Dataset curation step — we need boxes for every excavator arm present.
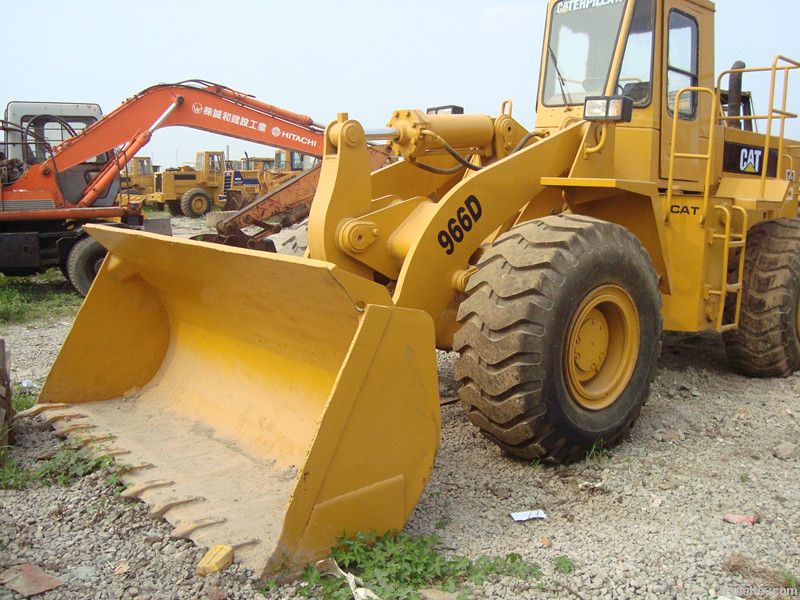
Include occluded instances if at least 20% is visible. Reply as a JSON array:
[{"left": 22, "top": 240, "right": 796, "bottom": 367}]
[{"left": 2, "top": 80, "right": 324, "bottom": 218}]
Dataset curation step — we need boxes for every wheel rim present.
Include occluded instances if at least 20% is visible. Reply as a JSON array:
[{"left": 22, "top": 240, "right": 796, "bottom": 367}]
[
  {"left": 564, "top": 285, "right": 640, "bottom": 410},
  {"left": 191, "top": 195, "right": 208, "bottom": 214}
]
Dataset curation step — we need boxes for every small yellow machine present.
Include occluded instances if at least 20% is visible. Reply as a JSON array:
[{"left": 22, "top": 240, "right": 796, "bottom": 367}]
[
  {"left": 118, "top": 156, "right": 155, "bottom": 196},
  {"left": 148, "top": 151, "right": 225, "bottom": 217},
  {"left": 30, "top": 0, "right": 800, "bottom": 578},
  {"left": 221, "top": 150, "right": 316, "bottom": 210}
]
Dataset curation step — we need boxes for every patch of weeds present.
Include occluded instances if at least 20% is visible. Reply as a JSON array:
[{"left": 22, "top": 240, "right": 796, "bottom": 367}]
[
  {"left": 0, "top": 449, "right": 28, "bottom": 490},
  {"left": 12, "top": 383, "right": 37, "bottom": 412},
  {"left": 584, "top": 439, "right": 611, "bottom": 462},
  {"left": 32, "top": 441, "right": 113, "bottom": 486},
  {"left": 739, "top": 473, "right": 751, "bottom": 484},
  {"left": 782, "top": 571, "right": 798, "bottom": 589},
  {"left": 553, "top": 555, "right": 574, "bottom": 574},
  {"left": 142, "top": 206, "right": 170, "bottom": 218},
  {"left": 299, "top": 532, "right": 541, "bottom": 599},
  {"left": 529, "top": 458, "right": 541, "bottom": 469},
  {"left": 105, "top": 471, "right": 125, "bottom": 495},
  {"left": 257, "top": 579, "right": 279, "bottom": 595},
  {"left": 725, "top": 553, "right": 796, "bottom": 591},
  {"left": 434, "top": 499, "right": 452, "bottom": 530},
  {"left": 0, "top": 271, "right": 81, "bottom": 324}
]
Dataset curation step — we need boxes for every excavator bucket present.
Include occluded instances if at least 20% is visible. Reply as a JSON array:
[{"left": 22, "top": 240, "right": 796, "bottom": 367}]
[{"left": 34, "top": 224, "right": 440, "bottom": 577}]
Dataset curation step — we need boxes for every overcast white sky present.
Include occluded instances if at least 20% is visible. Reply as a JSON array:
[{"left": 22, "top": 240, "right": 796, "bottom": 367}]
[{"left": 3, "top": 0, "right": 798, "bottom": 167}]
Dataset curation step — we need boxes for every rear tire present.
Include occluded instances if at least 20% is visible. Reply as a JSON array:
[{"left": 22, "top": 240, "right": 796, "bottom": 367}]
[
  {"left": 723, "top": 218, "right": 800, "bottom": 377},
  {"left": 453, "top": 215, "right": 662, "bottom": 463},
  {"left": 180, "top": 188, "right": 212, "bottom": 218},
  {"left": 66, "top": 236, "right": 106, "bottom": 296}
]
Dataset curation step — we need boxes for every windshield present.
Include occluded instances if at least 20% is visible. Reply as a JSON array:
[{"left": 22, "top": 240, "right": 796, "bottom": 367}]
[{"left": 542, "top": 0, "right": 628, "bottom": 106}]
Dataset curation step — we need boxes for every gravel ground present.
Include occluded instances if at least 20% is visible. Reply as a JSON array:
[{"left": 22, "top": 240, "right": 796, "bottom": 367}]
[{"left": 1, "top": 217, "right": 798, "bottom": 599}]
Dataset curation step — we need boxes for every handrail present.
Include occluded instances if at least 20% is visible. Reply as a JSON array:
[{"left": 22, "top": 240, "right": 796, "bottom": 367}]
[
  {"left": 716, "top": 55, "right": 800, "bottom": 197},
  {"left": 665, "top": 86, "right": 717, "bottom": 224}
]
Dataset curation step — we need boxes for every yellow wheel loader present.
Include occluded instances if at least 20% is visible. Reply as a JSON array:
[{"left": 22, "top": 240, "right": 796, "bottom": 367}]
[
  {"left": 148, "top": 151, "right": 225, "bottom": 217},
  {"left": 25, "top": 0, "right": 800, "bottom": 579}
]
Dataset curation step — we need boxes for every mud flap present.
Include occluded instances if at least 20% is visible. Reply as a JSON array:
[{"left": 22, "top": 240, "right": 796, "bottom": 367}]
[{"left": 36, "top": 225, "right": 440, "bottom": 577}]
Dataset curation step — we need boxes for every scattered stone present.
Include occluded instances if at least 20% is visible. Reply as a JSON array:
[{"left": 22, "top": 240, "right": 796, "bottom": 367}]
[
  {"left": 723, "top": 514, "right": 760, "bottom": 526},
  {"left": 772, "top": 442, "right": 799, "bottom": 461},
  {"left": 0, "top": 563, "right": 64, "bottom": 597}
]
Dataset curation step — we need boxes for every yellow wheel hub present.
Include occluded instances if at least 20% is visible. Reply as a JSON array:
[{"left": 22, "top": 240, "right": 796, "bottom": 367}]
[
  {"left": 564, "top": 285, "right": 640, "bottom": 410},
  {"left": 192, "top": 196, "right": 207, "bottom": 213}
]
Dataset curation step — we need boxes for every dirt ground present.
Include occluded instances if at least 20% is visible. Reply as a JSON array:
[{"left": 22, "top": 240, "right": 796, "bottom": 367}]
[{"left": 0, "top": 221, "right": 798, "bottom": 598}]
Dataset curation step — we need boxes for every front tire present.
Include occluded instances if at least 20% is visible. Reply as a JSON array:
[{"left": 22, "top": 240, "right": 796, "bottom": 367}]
[
  {"left": 66, "top": 236, "right": 106, "bottom": 296},
  {"left": 453, "top": 215, "right": 662, "bottom": 463},
  {"left": 180, "top": 188, "right": 212, "bottom": 218},
  {"left": 723, "top": 218, "right": 800, "bottom": 377}
]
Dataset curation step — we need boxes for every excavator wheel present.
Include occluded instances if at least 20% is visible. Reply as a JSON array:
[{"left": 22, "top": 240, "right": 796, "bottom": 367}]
[
  {"left": 723, "top": 218, "right": 800, "bottom": 377},
  {"left": 454, "top": 215, "right": 662, "bottom": 463},
  {"left": 180, "top": 188, "right": 212, "bottom": 218},
  {"left": 66, "top": 236, "right": 107, "bottom": 296}
]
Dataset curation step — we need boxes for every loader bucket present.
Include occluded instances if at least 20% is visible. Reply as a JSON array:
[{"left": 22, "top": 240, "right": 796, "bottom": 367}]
[{"left": 36, "top": 224, "right": 440, "bottom": 577}]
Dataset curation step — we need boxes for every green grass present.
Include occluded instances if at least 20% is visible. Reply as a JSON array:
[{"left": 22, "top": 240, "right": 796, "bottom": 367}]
[
  {"left": 142, "top": 206, "right": 170, "bottom": 218},
  {"left": 0, "top": 271, "right": 81, "bottom": 324},
  {"left": 585, "top": 439, "right": 611, "bottom": 462},
  {"left": 782, "top": 571, "right": 799, "bottom": 589},
  {"left": 0, "top": 449, "right": 27, "bottom": 490},
  {"left": 0, "top": 439, "right": 113, "bottom": 490},
  {"left": 553, "top": 555, "right": 574, "bottom": 574},
  {"left": 293, "top": 531, "right": 541, "bottom": 599},
  {"left": 12, "top": 383, "right": 37, "bottom": 412}
]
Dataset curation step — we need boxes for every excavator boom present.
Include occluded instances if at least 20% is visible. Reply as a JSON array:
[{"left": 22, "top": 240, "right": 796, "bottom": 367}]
[{"left": 2, "top": 80, "right": 324, "bottom": 218}]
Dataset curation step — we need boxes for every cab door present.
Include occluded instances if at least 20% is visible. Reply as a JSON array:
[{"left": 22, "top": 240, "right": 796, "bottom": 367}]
[
  {"left": 205, "top": 152, "right": 223, "bottom": 186},
  {"left": 659, "top": 2, "right": 702, "bottom": 183}
]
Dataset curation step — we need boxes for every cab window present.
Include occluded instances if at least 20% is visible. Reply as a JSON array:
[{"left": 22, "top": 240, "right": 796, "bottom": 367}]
[
  {"left": 667, "top": 10, "right": 699, "bottom": 119},
  {"left": 291, "top": 152, "right": 303, "bottom": 170},
  {"left": 618, "top": 0, "right": 655, "bottom": 107},
  {"left": 20, "top": 115, "right": 98, "bottom": 164},
  {"left": 542, "top": 0, "right": 628, "bottom": 106}
]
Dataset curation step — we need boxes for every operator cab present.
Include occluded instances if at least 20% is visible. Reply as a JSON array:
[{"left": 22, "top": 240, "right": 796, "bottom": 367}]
[
  {"left": 537, "top": 0, "right": 728, "bottom": 187},
  {"left": 2, "top": 102, "right": 119, "bottom": 205}
]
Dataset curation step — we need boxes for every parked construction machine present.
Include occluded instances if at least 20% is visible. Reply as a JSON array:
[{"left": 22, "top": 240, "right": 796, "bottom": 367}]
[
  {"left": 27, "top": 0, "right": 799, "bottom": 580},
  {"left": 0, "top": 101, "right": 150, "bottom": 295},
  {"left": 119, "top": 156, "right": 156, "bottom": 196},
  {"left": 220, "top": 149, "right": 317, "bottom": 210},
  {"left": 2, "top": 81, "right": 329, "bottom": 292},
  {"left": 149, "top": 151, "right": 226, "bottom": 217}
]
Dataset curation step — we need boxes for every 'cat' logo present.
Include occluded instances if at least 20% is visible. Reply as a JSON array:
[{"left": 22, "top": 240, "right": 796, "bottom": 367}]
[{"left": 740, "top": 148, "right": 763, "bottom": 174}]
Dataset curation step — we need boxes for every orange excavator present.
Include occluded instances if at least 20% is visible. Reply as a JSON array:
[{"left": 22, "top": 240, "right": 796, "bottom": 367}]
[{"left": 1, "top": 80, "right": 365, "bottom": 292}]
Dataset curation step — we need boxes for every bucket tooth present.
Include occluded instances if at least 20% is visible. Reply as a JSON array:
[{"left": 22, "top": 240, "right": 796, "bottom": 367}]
[
  {"left": 231, "top": 538, "right": 260, "bottom": 550},
  {"left": 196, "top": 545, "right": 234, "bottom": 577},
  {"left": 53, "top": 423, "right": 95, "bottom": 437},
  {"left": 15, "top": 403, "right": 70, "bottom": 419},
  {"left": 121, "top": 479, "right": 174, "bottom": 499},
  {"left": 117, "top": 462, "right": 155, "bottom": 474},
  {"left": 102, "top": 449, "right": 132, "bottom": 457},
  {"left": 77, "top": 434, "right": 116, "bottom": 447},
  {"left": 171, "top": 517, "right": 227, "bottom": 539},
  {"left": 34, "top": 412, "right": 86, "bottom": 430},
  {"left": 150, "top": 496, "right": 205, "bottom": 517}
]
